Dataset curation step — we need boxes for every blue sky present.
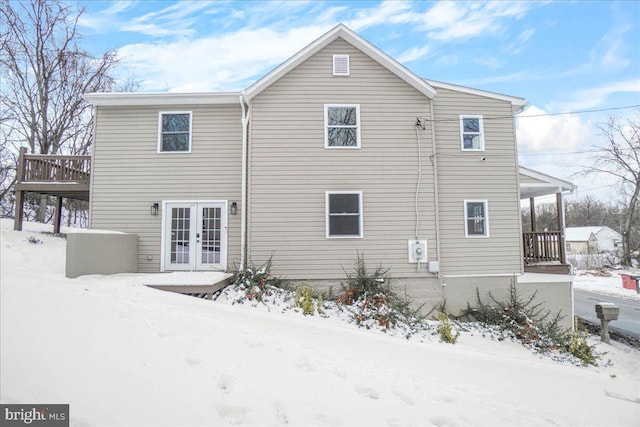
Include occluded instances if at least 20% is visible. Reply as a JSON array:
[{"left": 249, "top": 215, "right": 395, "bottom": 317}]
[{"left": 75, "top": 0, "right": 640, "bottom": 202}]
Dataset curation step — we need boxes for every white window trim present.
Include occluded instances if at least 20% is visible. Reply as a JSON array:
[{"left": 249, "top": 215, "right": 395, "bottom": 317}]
[
  {"left": 324, "top": 104, "right": 361, "bottom": 149},
  {"left": 158, "top": 111, "right": 192, "bottom": 153},
  {"left": 464, "top": 199, "right": 490, "bottom": 238},
  {"left": 333, "top": 54, "right": 350, "bottom": 76},
  {"left": 459, "top": 115, "right": 485, "bottom": 152},
  {"left": 325, "top": 191, "right": 363, "bottom": 239}
]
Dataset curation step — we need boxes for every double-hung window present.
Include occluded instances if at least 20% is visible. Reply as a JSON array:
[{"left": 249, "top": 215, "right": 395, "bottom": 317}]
[
  {"left": 325, "top": 104, "right": 360, "bottom": 148},
  {"left": 464, "top": 200, "right": 489, "bottom": 237},
  {"left": 159, "top": 111, "right": 192, "bottom": 153},
  {"left": 460, "top": 115, "right": 484, "bottom": 151},
  {"left": 326, "top": 191, "right": 363, "bottom": 238}
]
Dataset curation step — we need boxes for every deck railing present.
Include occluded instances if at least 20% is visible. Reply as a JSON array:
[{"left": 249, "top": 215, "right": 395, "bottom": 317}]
[
  {"left": 17, "top": 149, "right": 91, "bottom": 184},
  {"left": 523, "top": 231, "right": 566, "bottom": 264}
]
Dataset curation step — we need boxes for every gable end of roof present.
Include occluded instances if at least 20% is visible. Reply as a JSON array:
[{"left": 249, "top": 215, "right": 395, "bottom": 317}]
[{"left": 242, "top": 24, "right": 437, "bottom": 101}]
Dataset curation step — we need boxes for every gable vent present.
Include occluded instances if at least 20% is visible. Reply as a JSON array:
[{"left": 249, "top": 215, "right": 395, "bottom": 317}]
[{"left": 333, "top": 54, "right": 350, "bottom": 76}]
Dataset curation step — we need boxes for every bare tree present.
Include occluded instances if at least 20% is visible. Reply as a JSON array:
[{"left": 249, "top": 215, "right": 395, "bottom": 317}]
[
  {"left": 521, "top": 203, "right": 559, "bottom": 232},
  {"left": 566, "top": 195, "right": 609, "bottom": 227},
  {"left": 0, "top": 0, "right": 118, "bottom": 221},
  {"left": 582, "top": 113, "right": 640, "bottom": 266}
]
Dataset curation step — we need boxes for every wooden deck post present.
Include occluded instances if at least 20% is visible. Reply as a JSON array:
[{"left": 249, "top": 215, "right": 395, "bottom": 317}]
[
  {"left": 53, "top": 196, "right": 63, "bottom": 234},
  {"left": 556, "top": 191, "right": 566, "bottom": 264},
  {"left": 529, "top": 197, "right": 536, "bottom": 232},
  {"left": 13, "top": 147, "right": 27, "bottom": 231},
  {"left": 14, "top": 190, "right": 25, "bottom": 231}
]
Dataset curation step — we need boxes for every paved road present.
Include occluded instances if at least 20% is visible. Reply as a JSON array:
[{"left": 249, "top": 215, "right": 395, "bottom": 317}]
[{"left": 574, "top": 289, "right": 640, "bottom": 339}]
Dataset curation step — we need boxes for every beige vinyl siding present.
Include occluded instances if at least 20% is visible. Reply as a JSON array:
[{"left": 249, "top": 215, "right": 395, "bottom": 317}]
[
  {"left": 90, "top": 104, "right": 242, "bottom": 272},
  {"left": 433, "top": 88, "right": 522, "bottom": 275},
  {"left": 249, "top": 38, "right": 435, "bottom": 280}
]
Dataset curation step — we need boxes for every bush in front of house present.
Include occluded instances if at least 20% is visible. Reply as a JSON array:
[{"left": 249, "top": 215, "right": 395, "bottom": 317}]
[
  {"left": 436, "top": 312, "right": 459, "bottom": 344},
  {"left": 230, "top": 257, "right": 286, "bottom": 303},
  {"left": 294, "top": 284, "right": 324, "bottom": 316},
  {"left": 458, "top": 281, "right": 599, "bottom": 366},
  {"left": 336, "top": 253, "right": 426, "bottom": 335}
]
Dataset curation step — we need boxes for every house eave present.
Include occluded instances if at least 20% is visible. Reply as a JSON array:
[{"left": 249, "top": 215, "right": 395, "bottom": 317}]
[
  {"left": 243, "top": 24, "right": 437, "bottom": 101},
  {"left": 83, "top": 92, "right": 242, "bottom": 106},
  {"left": 519, "top": 166, "right": 576, "bottom": 199},
  {"left": 425, "top": 79, "right": 526, "bottom": 111}
]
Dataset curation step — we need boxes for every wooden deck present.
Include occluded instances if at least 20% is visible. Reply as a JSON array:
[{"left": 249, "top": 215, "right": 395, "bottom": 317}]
[
  {"left": 14, "top": 147, "right": 91, "bottom": 233},
  {"left": 146, "top": 275, "right": 234, "bottom": 300},
  {"left": 523, "top": 231, "right": 572, "bottom": 274}
]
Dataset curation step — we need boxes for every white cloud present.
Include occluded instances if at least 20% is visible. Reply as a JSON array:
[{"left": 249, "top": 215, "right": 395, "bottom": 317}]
[
  {"left": 515, "top": 105, "right": 617, "bottom": 200},
  {"left": 396, "top": 46, "right": 430, "bottom": 63},
  {"left": 517, "top": 105, "right": 594, "bottom": 154},
  {"left": 503, "top": 28, "right": 536, "bottom": 55},
  {"left": 561, "top": 78, "right": 640, "bottom": 111},
  {"left": 118, "top": 25, "right": 332, "bottom": 91},
  {"left": 419, "top": 2, "right": 532, "bottom": 41},
  {"left": 472, "top": 56, "right": 503, "bottom": 69},
  {"left": 588, "top": 22, "right": 631, "bottom": 73},
  {"left": 518, "top": 28, "right": 535, "bottom": 43},
  {"left": 80, "top": 1, "right": 216, "bottom": 37},
  {"left": 102, "top": 1, "right": 136, "bottom": 15},
  {"left": 346, "top": 1, "right": 415, "bottom": 30},
  {"left": 434, "top": 54, "right": 459, "bottom": 66}
]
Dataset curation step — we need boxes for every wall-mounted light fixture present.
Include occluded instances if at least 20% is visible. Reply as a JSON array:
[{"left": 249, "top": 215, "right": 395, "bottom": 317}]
[
  {"left": 151, "top": 202, "right": 159, "bottom": 216},
  {"left": 230, "top": 202, "right": 237, "bottom": 215}
]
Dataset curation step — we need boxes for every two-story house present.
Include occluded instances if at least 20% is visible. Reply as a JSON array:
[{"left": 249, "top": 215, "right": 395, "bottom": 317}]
[{"left": 79, "top": 24, "right": 575, "bottom": 325}]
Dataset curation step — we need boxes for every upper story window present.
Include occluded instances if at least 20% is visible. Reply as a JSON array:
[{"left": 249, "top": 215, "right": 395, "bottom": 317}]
[
  {"left": 325, "top": 104, "right": 361, "bottom": 149},
  {"left": 326, "top": 191, "right": 363, "bottom": 238},
  {"left": 159, "top": 112, "right": 192, "bottom": 153},
  {"left": 464, "top": 200, "right": 489, "bottom": 238},
  {"left": 460, "top": 115, "right": 484, "bottom": 151},
  {"left": 333, "top": 54, "right": 350, "bottom": 76}
]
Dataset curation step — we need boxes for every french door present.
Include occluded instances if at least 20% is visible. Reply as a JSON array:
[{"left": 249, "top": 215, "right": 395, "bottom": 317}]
[{"left": 163, "top": 201, "right": 227, "bottom": 271}]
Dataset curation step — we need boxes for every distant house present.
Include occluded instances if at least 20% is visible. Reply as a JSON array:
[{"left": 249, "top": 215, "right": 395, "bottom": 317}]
[
  {"left": 15, "top": 24, "right": 577, "bottom": 327},
  {"left": 565, "top": 226, "right": 623, "bottom": 254}
]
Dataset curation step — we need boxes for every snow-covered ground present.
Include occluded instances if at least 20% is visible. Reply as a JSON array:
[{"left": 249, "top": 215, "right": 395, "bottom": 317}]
[
  {"left": 574, "top": 270, "right": 640, "bottom": 301},
  {"left": 1, "top": 219, "right": 639, "bottom": 426}
]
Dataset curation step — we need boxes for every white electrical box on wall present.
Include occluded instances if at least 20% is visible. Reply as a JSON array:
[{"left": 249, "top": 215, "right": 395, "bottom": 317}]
[
  {"left": 428, "top": 260, "right": 439, "bottom": 273},
  {"left": 408, "top": 240, "right": 427, "bottom": 263}
]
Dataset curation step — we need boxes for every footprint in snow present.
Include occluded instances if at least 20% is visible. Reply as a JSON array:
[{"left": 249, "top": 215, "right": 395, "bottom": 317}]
[
  {"left": 185, "top": 357, "right": 204, "bottom": 367},
  {"left": 216, "top": 374, "right": 235, "bottom": 393},
  {"left": 355, "top": 385, "right": 380, "bottom": 400},
  {"left": 392, "top": 389, "right": 415, "bottom": 406},
  {"left": 272, "top": 402, "right": 289, "bottom": 425},
  {"left": 215, "top": 404, "right": 247, "bottom": 425}
]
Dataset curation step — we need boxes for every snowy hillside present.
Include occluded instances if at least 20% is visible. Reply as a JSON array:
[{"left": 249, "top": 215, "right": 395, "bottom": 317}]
[{"left": 1, "top": 219, "right": 639, "bottom": 426}]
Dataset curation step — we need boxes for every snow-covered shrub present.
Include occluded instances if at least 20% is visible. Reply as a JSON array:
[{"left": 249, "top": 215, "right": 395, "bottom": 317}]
[
  {"left": 436, "top": 312, "right": 458, "bottom": 344},
  {"left": 230, "top": 257, "right": 285, "bottom": 303},
  {"left": 337, "top": 254, "right": 425, "bottom": 334},
  {"left": 294, "top": 285, "right": 324, "bottom": 316},
  {"left": 459, "top": 281, "right": 599, "bottom": 366}
]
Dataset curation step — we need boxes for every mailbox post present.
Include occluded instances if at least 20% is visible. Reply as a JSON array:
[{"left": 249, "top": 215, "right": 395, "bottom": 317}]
[{"left": 595, "top": 303, "right": 620, "bottom": 344}]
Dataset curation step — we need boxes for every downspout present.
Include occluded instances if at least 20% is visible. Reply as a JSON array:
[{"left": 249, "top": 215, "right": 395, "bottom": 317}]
[
  {"left": 429, "top": 99, "right": 441, "bottom": 279},
  {"left": 239, "top": 95, "right": 251, "bottom": 269},
  {"left": 88, "top": 105, "right": 97, "bottom": 229}
]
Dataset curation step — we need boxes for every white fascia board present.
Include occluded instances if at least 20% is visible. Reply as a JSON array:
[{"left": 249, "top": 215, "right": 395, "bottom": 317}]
[
  {"left": 519, "top": 166, "right": 576, "bottom": 193},
  {"left": 425, "top": 79, "right": 526, "bottom": 109},
  {"left": 243, "top": 24, "right": 437, "bottom": 101},
  {"left": 83, "top": 92, "right": 241, "bottom": 106}
]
